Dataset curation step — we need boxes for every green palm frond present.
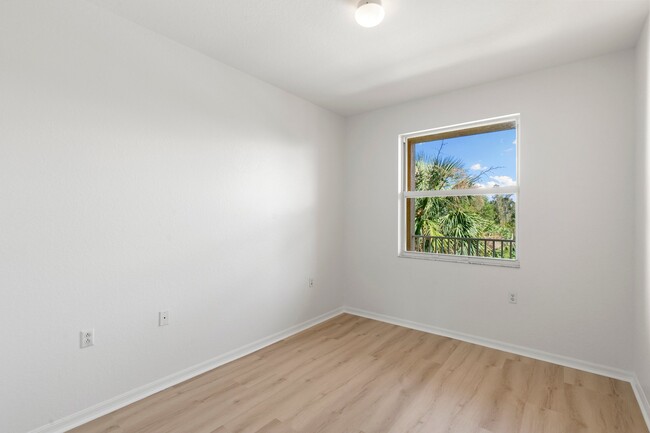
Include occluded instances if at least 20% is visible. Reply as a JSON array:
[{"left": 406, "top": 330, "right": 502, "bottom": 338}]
[{"left": 413, "top": 152, "right": 515, "bottom": 243}]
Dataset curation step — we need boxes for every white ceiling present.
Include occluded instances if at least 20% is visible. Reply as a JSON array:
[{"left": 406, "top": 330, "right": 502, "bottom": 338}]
[{"left": 89, "top": 0, "right": 648, "bottom": 116}]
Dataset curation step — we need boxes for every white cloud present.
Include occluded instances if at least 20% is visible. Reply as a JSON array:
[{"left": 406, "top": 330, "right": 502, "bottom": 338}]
[
  {"left": 476, "top": 175, "right": 516, "bottom": 188},
  {"left": 491, "top": 175, "right": 516, "bottom": 186},
  {"left": 470, "top": 163, "right": 485, "bottom": 171}
]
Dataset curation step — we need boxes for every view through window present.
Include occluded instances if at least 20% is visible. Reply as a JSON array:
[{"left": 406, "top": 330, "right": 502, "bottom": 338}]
[{"left": 401, "top": 117, "right": 519, "bottom": 263}]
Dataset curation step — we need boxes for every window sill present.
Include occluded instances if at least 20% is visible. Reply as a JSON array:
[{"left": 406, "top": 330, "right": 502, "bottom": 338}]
[{"left": 398, "top": 251, "right": 520, "bottom": 268}]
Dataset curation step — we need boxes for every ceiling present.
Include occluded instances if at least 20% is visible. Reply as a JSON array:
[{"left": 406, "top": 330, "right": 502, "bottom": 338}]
[{"left": 89, "top": 0, "right": 648, "bottom": 116}]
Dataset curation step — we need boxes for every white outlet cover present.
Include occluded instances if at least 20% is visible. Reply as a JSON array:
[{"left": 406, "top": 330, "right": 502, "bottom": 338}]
[
  {"left": 80, "top": 329, "right": 94, "bottom": 348},
  {"left": 159, "top": 311, "right": 169, "bottom": 326}
]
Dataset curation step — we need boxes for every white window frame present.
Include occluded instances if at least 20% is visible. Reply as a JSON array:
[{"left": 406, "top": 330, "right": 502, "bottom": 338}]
[{"left": 397, "top": 114, "right": 520, "bottom": 268}]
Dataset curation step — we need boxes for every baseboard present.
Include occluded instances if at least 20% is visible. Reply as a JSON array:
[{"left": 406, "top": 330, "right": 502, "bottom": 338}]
[
  {"left": 632, "top": 374, "right": 650, "bottom": 429},
  {"left": 29, "top": 307, "right": 344, "bottom": 433},
  {"left": 28, "top": 305, "right": 650, "bottom": 433},
  {"left": 343, "top": 306, "right": 633, "bottom": 381},
  {"left": 343, "top": 306, "right": 650, "bottom": 430}
]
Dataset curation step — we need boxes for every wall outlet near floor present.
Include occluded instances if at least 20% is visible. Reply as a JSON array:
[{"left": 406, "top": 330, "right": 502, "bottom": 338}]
[
  {"left": 508, "top": 292, "right": 518, "bottom": 304},
  {"left": 159, "top": 311, "right": 169, "bottom": 326},
  {"left": 308, "top": 277, "right": 314, "bottom": 288},
  {"left": 80, "top": 329, "right": 94, "bottom": 348}
]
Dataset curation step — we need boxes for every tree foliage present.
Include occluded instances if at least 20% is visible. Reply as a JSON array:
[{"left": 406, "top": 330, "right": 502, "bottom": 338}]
[{"left": 413, "top": 145, "right": 516, "bottom": 249}]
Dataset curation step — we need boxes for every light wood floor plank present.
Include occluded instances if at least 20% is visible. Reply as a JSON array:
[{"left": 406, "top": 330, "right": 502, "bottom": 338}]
[{"left": 68, "top": 314, "right": 649, "bottom": 433}]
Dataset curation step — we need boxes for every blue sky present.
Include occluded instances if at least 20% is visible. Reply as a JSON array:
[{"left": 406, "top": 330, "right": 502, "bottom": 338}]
[{"left": 415, "top": 129, "right": 517, "bottom": 188}]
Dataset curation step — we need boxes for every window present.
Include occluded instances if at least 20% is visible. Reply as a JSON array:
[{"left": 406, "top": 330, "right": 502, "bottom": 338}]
[{"left": 399, "top": 115, "right": 519, "bottom": 267}]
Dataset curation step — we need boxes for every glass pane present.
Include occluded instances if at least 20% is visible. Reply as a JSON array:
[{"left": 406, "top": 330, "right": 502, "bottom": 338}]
[
  {"left": 410, "top": 127, "right": 516, "bottom": 191},
  {"left": 406, "top": 194, "right": 516, "bottom": 259}
]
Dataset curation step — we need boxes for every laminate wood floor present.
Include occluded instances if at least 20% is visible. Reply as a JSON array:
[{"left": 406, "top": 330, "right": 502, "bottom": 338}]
[{"left": 69, "top": 314, "right": 649, "bottom": 433}]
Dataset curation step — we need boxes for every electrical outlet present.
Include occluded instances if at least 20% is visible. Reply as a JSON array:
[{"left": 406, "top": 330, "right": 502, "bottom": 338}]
[
  {"left": 508, "top": 292, "right": 518, "bottom": 304},
  {"left": 308, "top": 278, "right": 314, "bottom": 288},
  {"left": 159, "top": 311, "right": 169, "bottom": 326},
  {"left": 80, "top": 329, "right": 94, "bottom": 348}
]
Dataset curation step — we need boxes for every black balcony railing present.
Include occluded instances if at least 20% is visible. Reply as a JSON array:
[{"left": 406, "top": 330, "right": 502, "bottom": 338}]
[{"left": 411, "top": 235, "right": 516, "bottom": 259}]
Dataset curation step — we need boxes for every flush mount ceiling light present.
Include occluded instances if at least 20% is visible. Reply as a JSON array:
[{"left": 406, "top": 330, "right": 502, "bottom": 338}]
[{"left": 355, "top": 0, "right": 385, "bottom": 28}]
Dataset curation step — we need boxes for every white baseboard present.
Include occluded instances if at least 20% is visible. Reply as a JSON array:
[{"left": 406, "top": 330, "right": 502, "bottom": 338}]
[
  {"left": 632, "top": 374, "right": 650, "bottom": 430},
  {"left": 343, "top": 306, "right": 650, "bottom": 431},
  {"left": 343, "top": 306, "right": 632, "bottom": 380},
  {"left": 29, "top": 307, "right": 344, "bottom": 433},
  {"left": 28, "top": 305, "right": 650, "bottom": 433}
]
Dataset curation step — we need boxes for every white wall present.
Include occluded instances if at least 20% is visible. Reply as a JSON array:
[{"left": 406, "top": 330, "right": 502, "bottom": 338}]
[
  {"left": 1, "top": 1, "right": 646, "bottom": 431},
  {"left": 636, "top": 16, "right": 650, "bottom": 406},
  {"left": 344, "top": 50, "right": 637, "bottom": 371},
  {"left": 0, "top": 1, "right": 345, "bottom": 432}
]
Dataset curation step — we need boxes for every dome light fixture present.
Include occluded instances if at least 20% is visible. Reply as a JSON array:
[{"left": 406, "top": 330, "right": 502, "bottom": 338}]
[{"left": 355, "top": 0, "right": 385, "bottom": 28}]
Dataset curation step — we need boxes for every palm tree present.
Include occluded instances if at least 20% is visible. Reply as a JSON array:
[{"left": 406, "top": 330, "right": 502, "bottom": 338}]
[
  {"left": 413, "top": 154, "right": 484, "bottom": 239},
  {"left": 412, "top": 143, "right": 516, "bottom": 258}
]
